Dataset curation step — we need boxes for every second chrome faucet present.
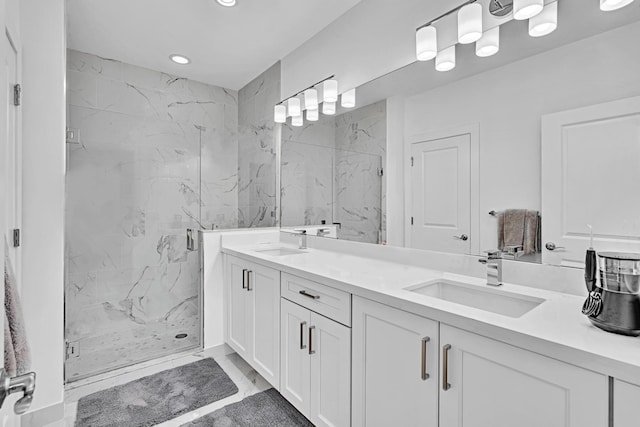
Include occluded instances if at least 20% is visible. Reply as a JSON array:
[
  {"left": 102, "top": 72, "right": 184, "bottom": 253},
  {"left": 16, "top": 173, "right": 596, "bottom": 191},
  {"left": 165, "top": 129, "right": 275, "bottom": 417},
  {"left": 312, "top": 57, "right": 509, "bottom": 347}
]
[{"left": 479, "top": 250, "right": 503, "bottom": 286}]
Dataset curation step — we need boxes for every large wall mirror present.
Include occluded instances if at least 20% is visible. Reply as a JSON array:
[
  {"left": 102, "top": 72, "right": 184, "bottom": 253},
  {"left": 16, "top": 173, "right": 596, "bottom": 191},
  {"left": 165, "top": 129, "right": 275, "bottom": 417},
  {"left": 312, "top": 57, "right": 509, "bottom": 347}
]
[{"left": 278, "top": 0, "right": 640, "bottom": 265}]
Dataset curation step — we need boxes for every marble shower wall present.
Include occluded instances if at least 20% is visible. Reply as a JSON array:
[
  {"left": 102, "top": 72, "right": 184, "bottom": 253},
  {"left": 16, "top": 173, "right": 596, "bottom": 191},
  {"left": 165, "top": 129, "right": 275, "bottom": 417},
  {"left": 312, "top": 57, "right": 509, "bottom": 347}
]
[
  {"left": 65, "top": 50, "right": 238, "bottom": 380},
  {"left": 237, "top": 62, "right": 281, "bottom": 228},
  {"left": 280, "top": 100, "right": 386, "bottom": 244}
]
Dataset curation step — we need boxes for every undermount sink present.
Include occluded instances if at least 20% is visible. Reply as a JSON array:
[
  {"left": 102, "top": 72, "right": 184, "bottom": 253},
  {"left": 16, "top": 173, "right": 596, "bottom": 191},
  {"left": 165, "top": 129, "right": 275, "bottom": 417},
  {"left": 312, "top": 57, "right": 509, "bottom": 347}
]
[
  {"left": 405, "top": 279, "right": 545, "bottom": 318},
  {"left": 254, "top": 247, "right": 306, "bottom": 257}
]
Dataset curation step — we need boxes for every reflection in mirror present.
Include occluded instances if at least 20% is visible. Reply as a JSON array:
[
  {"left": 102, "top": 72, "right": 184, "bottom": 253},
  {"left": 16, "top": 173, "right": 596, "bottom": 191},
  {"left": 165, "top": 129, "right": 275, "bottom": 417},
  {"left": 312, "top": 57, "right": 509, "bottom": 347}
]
[{"left": 280, "top": 101, "right": 386, "bottom": 244}]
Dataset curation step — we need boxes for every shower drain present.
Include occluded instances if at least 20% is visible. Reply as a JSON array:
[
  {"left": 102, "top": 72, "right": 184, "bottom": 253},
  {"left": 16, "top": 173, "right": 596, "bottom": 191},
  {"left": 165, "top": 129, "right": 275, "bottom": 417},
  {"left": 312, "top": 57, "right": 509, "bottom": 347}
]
[{"left": 175, "top": 333, "right": 188, "bottom": 339}]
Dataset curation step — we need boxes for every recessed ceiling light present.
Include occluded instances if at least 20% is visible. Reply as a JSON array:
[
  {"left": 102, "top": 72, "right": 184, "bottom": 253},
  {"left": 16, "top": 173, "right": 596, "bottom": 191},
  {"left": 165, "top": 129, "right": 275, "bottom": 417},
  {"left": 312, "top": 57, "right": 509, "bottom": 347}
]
[
  {"left": 169, "top": 54, "right": 191, "bottom": 65},
  {"left": 216, "top": 0, "right": 237, "bottom": 7}
]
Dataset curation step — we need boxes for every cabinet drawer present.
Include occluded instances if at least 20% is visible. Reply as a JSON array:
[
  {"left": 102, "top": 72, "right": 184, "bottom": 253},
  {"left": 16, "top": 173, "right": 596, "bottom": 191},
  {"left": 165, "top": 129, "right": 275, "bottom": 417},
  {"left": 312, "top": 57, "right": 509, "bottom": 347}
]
[{"left": 281, "top": 273, "right": 351, "bottom": 326}]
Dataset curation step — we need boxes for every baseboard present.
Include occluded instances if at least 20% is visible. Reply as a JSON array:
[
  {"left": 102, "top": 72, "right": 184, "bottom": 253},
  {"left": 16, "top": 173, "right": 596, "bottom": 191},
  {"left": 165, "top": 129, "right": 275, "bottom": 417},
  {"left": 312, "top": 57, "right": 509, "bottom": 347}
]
[{"left": 20, "top": 401, "right": 64, "bottom": 427}]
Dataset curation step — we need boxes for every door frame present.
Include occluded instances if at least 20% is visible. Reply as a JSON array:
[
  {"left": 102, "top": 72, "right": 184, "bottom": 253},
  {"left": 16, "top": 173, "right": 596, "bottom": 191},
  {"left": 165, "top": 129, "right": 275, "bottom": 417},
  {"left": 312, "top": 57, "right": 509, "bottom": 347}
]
[{"left": 405, "top": 123, "right": 480, "bottom": 255}]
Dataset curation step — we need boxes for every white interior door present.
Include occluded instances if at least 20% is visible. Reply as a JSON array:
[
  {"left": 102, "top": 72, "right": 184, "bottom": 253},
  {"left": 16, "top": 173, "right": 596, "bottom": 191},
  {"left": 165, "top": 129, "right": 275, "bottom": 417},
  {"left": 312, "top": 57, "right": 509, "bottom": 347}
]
[
  {"left": 542, "top": 96, "right": 640, "bottom": 267},
  {"left": 410, "top": 133, "right": 471, "bottom": 254}
]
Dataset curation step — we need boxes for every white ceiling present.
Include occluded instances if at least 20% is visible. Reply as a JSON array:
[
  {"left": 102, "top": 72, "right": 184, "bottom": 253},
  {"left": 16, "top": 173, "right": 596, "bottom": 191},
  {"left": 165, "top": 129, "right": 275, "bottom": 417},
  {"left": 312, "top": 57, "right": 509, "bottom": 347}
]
[{"left": 66, "top": 0, "right": 362, "bottom": 90}]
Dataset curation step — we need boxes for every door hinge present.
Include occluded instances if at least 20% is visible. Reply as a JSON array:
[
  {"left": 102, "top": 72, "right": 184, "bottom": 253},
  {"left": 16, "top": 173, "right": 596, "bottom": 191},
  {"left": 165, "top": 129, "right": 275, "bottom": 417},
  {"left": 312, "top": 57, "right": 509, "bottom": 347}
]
[
  {"left": 12, "top": 229, "right": 20, "bottom": 247},
  {"left": 377, "top": 167, "right": 384, "bottom": 177},
  {"left": 411, "top": 217, "right": 414, "bottom": 225},
  {"left": 13, "top": 84, "right": 21, "bottom": 106},
  {"left": 66, "top": 341, "right": 80, "bottom": 359},
  {"left": 411, "top": 156, "right": 414, "bottom": 167}
]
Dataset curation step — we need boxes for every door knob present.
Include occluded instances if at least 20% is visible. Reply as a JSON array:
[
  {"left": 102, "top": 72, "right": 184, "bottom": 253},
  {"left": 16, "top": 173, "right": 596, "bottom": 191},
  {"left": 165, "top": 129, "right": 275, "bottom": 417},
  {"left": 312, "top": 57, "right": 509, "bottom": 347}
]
[
  {"left": 0, "top": 369, "right": 36, "bottom": 414},
  {"left": 545, "top": 242, "right": 565, "bottom": 251},
  {"left": 453, "top": 234, "right": 469, "bottom": 241}
]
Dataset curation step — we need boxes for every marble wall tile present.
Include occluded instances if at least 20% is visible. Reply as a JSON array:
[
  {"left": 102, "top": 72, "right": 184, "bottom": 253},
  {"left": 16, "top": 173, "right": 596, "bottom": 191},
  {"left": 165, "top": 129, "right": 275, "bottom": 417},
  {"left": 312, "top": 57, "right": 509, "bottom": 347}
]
[{"left": 66, "top": 50, "right": 237, "bottom": 380}]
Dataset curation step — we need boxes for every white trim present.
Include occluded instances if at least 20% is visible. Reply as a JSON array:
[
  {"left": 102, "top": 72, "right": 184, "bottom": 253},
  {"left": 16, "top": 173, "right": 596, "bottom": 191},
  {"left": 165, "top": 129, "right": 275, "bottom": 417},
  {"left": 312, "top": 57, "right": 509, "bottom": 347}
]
[{"left": 405, "top": 122, "right": 480, "bottom": 255}]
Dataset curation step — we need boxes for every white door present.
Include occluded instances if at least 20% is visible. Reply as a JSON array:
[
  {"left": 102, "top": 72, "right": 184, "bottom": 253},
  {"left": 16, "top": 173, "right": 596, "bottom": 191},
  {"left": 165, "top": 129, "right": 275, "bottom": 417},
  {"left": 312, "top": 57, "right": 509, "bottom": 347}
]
[
  {"left": 309, "top": 312, "right": 350, "bottom": 427},
  {"left": 352, "top": 297, "right": 439, "bottom": 427},
  {"left": 4, "top": 29, "right": 19, "bottom": 284},
  {"left": 249, "top": 264, "right": 280, "bottom": 388},
  {"left": 542, "top": 96, "right": 640, "bottom": 267},
  {"left": 411, "top": 134, "right": 471, "bottom": 254},
  {"left": 439, "top": 325, "right": 608, "bottom": 427},
  {"left": 226, "top": 256, "right": 249, "bottom": 358},
  {"left": 613, "top": 379, "right": 640, "bottom": 427},
  {"left": 280, "top": 298, "right": 311, "bottom": 417}
]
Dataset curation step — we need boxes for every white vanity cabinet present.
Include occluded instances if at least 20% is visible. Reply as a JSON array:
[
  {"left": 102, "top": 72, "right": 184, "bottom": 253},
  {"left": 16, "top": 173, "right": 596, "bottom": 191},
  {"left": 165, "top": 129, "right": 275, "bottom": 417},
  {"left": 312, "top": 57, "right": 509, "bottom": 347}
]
[
  {"left": 613, "top": 379, "right": 640, "bottom": 427},
  {"left": 439, "top": 324, "right": 608, "bottom": 427},
  {"left": 225, "top": 255, "right": 280, "bottom": 388},
  {"left": 280, "top": 275, "right": 351, "bottom": 427},
  {"left": 352, "top": 296, "right": 439, "bottom": 427}
]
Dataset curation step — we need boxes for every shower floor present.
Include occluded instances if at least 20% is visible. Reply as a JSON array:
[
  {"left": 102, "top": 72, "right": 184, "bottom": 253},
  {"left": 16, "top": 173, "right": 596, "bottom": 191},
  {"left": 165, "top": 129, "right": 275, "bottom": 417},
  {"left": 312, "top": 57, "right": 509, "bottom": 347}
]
[{"left": 65, "top": 315, "right": 200, "bottom": 382}]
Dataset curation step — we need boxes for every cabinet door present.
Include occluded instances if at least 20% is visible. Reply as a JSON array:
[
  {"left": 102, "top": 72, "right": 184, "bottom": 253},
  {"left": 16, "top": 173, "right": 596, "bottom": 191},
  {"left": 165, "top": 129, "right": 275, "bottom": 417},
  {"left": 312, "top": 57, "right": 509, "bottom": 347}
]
[
  {"left": 352, "top": 296, "right": 439, "bottom": 427},
  {"left": 226, "top": 256, "right": 250, "bottom": 358},
  {"left": 310, "top": 312, "right": 351, "bottom": 427},
  {"left": 249, "top": 263, "right": 281, "bottom": 388},
  {"left": 439, "top": 325, "right": 608, "bottom": 427},
  {"left": 614, "top": 379, "right": 640, "bottom": 427},
  {"left": 281, "top": 298, "right": 311, "bottom": 416}
]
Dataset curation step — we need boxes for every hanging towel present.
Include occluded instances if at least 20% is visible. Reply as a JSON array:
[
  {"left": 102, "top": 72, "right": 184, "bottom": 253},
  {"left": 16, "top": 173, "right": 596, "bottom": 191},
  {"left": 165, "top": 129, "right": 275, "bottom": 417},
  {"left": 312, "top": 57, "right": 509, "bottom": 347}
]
[
  {"left": 498, "top": 209, "right": 540, "bottom": 255},
  {"left": 4, "top": 240, "right": 30, "bottom": 376}
]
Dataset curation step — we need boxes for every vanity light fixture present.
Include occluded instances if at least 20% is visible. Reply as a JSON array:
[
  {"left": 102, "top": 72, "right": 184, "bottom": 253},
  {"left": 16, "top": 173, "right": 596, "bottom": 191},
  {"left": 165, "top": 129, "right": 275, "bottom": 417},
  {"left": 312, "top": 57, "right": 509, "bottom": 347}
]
[
  {"left": 323, "top": 101, "right": 337, "bottom": 115},
  {"left": 416, "top": 26, "right": 438, "bottom": 61},
  {"left": 323, "top": 79, "right": 339, "bottom": 103},
  {"left": 306, "top": 109, "right": 319, "bottom": 122},
  {"left": 304, "top": 88, "right": 319, "bottom": 110},
  {"left": 288, "top": 97, "right": 301, "bottom": 117},
  {"left": 513, "top": 0, "right": 544, "bottom": 20},
  {"left": 291, "top": 114, "right": 303, "bottom": 127},
  {"left": 341, "top": 89, "right": 356, "bottom": 108},
  {"left": 216, "top": 0, "right": 237, "bottom": 7},
  {"left": 436, "top": 45, "right": 456, "bottom": 72},
  {"left": 476, "top": 27, "right": 500, "bottom": 57},
  {"left": 458, "top": 3, "right": 483, "bottom": 44},
  {"left": 169, "top": 54, "right": 191, "bottom": 65},
  {"left": 274, "top": 104, "right": 287, "bottom": 124},
  {"left": 529, "top": 2, "right": 558, "bottom": 37},
  {"left": 600, "top": 0, "right": 635, "bottom": 11}
]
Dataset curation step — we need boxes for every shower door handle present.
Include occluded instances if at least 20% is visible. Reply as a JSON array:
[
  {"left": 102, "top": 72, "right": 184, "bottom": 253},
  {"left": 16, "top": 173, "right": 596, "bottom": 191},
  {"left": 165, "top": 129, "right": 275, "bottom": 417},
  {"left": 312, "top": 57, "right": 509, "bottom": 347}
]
[{"left": 186, "top": 229, "right": 195, "bottom": 252}]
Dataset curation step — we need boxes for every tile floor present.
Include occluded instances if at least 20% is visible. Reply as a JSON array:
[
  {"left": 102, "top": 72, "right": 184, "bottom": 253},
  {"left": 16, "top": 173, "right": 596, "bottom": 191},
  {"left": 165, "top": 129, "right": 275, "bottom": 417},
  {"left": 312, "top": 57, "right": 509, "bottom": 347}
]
[{"left": 54, "top": 345, "right": 272, "bottom": 426}]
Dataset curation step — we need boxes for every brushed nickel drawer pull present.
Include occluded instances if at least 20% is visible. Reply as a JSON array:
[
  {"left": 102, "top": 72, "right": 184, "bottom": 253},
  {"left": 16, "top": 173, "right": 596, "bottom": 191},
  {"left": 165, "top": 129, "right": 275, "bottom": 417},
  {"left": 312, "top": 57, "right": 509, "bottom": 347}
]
[
  {"left": 247, "top": 270, "right": 253, "bottom": 291},
  {"left": 242, "top": 269, "right": 248, "bottom": 289},
  {"left": 300, "top": 321, "right": 307, "bottom": 350},
  {"left": 421, "top": 337, "right": 430, "bottom": 380},
  {"left": 443, "top": 344, "right": 452, "bottom": 391},
  {"left": 299, "top": 290, "right": 320, "bottom": 300},
  {"left": 309, "top": 325, "right": 316, "bottom": 355}
]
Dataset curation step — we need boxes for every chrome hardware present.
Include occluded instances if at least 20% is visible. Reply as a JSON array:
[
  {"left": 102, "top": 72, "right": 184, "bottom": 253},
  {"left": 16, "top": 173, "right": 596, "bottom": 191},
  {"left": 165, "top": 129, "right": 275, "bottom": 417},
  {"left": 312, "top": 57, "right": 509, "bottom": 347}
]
[
  {"left": 242, "top": 269, "right": 248, "bottom": 289},
  {"left": 545, "top": 242, "right": 565, "bottom": 251},
  {"left": 488, "top": 210, "right": 498, "bottom": 216},
  {"left": 317, "top": 228, "right": 331, "bottom": 237},
  {"left": 300, "top": 321, "right": 307, "bottom": 350},
  {"left": 308, "top": 326, "right": 316, "bottom": 355},
  {"left": 186, "top": 228, "right": 195, "bottom": 252},
  {"left": 453, "top": 234, "right": 469, "bottom": 241},
  {"left": 421, "top": 337, "right": 430, "bottom": 381},
  {"left": 582, "top": 291, "right": 603, "bottom": 317},
  {"left": 478, "top": 250, "right": 503, "bottom": 286},
  {"left": 442, "top": 344, "right": 452, "bottom": 391},
  {"left": 293, "top": 229, "right": 308, "bottom": 249},
  {"left": 299, "top": 290, "right": 320, "bottom": 300},
  {"left": 247, "top": 270, "right": 253, "bottom": 291},
  {"left": 0, "top": 369, "right": 36, "bottom": 415}
]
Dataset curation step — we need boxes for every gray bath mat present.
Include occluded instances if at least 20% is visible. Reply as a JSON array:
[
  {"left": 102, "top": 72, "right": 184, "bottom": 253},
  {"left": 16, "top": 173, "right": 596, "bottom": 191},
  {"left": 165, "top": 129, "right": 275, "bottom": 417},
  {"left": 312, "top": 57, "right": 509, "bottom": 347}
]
[
  {"left": 75, "top": 358, "right": 238, "bottom": 427},
  {"left": 182, "top": 388, "right": 313, "bottom": 427}
]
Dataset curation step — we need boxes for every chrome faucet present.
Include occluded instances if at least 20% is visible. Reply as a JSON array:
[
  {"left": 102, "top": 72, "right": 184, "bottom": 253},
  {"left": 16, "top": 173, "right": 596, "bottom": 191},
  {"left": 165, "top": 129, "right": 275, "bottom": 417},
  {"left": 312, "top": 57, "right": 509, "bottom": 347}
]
[
  {"left": 316, "top": 228, "right": 330, "bottom": 238},
  {"left": 293, "top": 229, "right": 307, "bottom": 249},
  {"left": 478, "top": 250, "right": 503, "bottom": 286}
]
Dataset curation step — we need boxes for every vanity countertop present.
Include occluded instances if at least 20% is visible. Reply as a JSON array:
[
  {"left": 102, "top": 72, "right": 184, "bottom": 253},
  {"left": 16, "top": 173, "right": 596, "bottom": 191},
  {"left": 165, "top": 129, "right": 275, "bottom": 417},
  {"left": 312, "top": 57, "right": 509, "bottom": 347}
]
[{"left": 222, "top": 242, "right": 640, "bottom": 385}]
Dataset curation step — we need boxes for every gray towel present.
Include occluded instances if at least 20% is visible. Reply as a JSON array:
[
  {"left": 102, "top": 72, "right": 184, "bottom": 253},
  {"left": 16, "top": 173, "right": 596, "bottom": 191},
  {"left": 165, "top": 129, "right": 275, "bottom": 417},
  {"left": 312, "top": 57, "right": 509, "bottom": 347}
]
[
  {"left": 4, "top": 241, "right": 30, "bottom": 376},
  {"left": 498, "top": 209, "right": 540, "bottom": 255}
]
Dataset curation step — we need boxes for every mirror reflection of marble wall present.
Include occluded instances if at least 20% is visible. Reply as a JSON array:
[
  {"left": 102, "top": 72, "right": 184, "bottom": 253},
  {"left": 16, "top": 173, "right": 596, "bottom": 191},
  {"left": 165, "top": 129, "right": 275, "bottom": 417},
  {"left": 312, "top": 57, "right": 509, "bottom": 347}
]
[{"left": 281, "top": 101, "right": 386, "bottom": 243}]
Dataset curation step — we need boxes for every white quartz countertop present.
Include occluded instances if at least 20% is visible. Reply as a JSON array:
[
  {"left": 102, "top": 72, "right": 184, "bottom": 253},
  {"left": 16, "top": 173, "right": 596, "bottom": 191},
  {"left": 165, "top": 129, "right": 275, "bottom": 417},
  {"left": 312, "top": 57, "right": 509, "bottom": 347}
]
[{"left": 222, "top": 242, "right": 640, "bottom": 385}]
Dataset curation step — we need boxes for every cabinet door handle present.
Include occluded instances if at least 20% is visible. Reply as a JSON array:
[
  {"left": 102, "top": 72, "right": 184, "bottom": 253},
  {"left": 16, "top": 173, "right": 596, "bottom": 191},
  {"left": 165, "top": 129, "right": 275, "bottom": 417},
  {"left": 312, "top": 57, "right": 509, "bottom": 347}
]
[
  {"left": 421, "top": 336, "right": 430, "bottom": 380},
  {"left": 442, "top": 344, "right": 452, "bottom": 391},
  {"left": 242, "top": 269, "right": 247, "bottom": 289},
  {"left": 247, "top": 270, "right": 253, "bottom": 291},
  {"left": 308, "top": 325, "right": 316, "bottom": 355},
  {"left": 299, "top": 290, "right": 320, "bottom": 300},
  {"left": 300, "top": 321, "right": 307, "bottom": 350}
]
